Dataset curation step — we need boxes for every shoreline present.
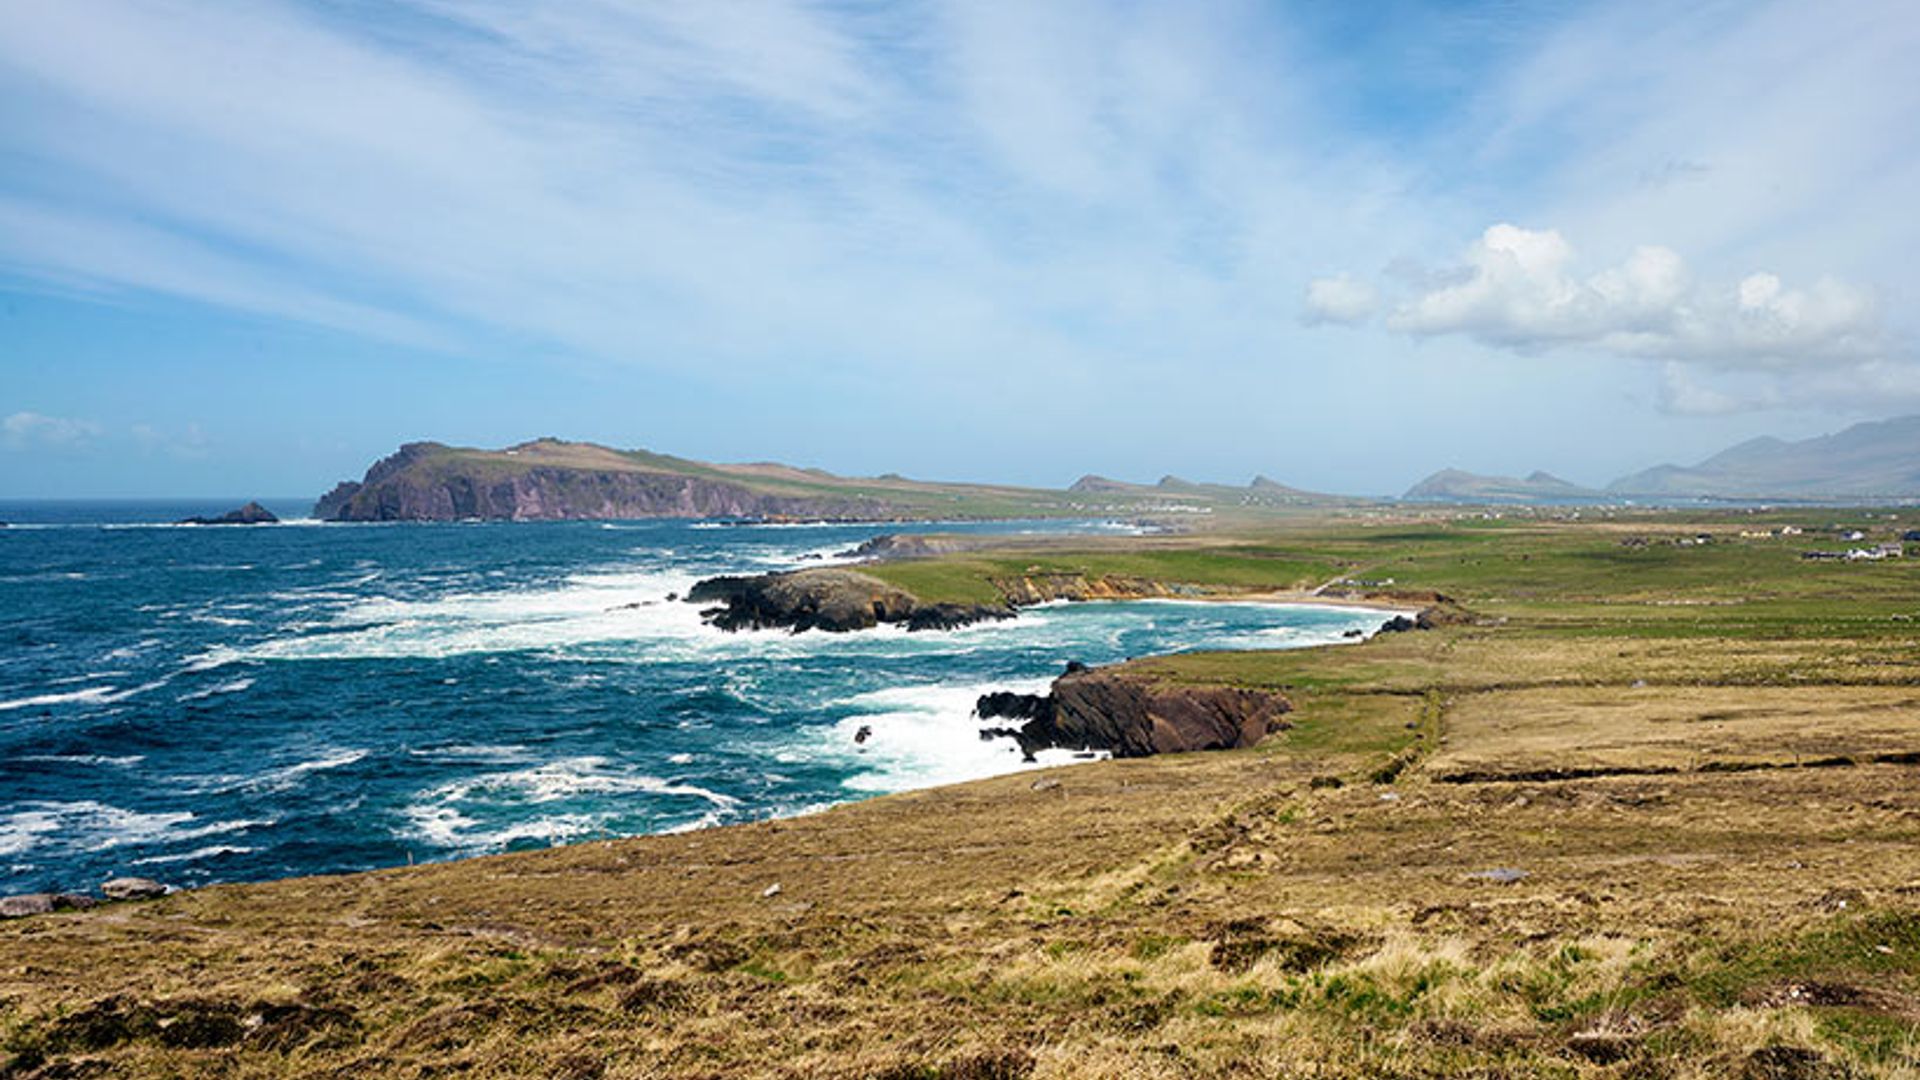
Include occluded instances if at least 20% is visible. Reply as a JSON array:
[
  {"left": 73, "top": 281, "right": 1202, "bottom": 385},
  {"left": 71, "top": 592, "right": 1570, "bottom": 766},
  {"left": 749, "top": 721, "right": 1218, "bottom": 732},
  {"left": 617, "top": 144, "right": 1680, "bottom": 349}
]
[{"left": 1, "top": 599, "right": 1388, "bottom": 908}]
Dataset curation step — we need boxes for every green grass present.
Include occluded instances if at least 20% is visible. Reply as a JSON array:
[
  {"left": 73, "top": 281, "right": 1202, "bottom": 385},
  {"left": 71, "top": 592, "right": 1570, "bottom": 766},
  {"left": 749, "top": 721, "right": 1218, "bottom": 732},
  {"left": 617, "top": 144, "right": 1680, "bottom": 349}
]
[{"left": 865, "top": 546, "right": 1346, "bottom": 604}]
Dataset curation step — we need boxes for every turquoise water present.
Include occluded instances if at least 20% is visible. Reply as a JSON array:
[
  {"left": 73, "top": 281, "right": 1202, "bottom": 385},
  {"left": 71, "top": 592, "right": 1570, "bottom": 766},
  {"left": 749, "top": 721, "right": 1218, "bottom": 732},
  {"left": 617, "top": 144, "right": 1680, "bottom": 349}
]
[{"left": 0, "top": 505, "right": 1388, "bottom": 895}]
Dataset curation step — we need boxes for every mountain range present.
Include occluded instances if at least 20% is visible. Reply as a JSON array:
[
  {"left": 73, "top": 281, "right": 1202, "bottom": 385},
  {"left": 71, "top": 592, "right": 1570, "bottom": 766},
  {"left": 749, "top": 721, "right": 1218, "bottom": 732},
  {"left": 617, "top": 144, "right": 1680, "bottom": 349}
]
[
  {"left": 312, "top": 416, "right": 1920, "bottom": 522},
  {"left": 1404, "top": 415, "right": 1920, "bottom": 504}
]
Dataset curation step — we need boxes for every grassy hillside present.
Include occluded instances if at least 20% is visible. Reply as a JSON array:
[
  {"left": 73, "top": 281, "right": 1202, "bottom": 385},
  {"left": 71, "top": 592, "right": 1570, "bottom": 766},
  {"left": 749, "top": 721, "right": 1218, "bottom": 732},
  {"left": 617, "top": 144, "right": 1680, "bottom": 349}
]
[{"left": 5, "top": 509, "right": 1920, "bottom": 1077}]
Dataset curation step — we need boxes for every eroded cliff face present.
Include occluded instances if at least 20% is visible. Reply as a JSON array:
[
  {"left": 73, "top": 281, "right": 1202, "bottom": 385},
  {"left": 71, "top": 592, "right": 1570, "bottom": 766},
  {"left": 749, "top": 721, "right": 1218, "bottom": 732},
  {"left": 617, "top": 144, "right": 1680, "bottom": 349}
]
[
  {"left": 978, "top": 666, "right": 1293, "bottom": 759},
  {"left": 313, "top": 443, "right": 897, "bottom": 522},
  {"left": 988, "top": 574, "right": 1209, "bottom": 604}
]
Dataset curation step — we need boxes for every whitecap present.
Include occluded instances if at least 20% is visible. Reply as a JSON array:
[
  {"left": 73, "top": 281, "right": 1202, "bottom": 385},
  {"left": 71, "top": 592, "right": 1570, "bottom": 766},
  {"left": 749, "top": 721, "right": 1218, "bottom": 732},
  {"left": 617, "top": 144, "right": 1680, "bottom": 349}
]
[
  {"left": 176, "top": 677, "right": 255, "bottom": 702},
  {"left": 13, "top": 753, "right": 145, "bottom": 768},
  {"left": 407, "top": 744, "right": 535, "bottom": 764},
  {"left": 195, "top": 749, "right": 368, "bottom": 794},
  {"left": 131, "top": 844, "right": 255, "bottom": 866},
  {"left": 0, "top": 687, "right": 119, "bottom": 712}
]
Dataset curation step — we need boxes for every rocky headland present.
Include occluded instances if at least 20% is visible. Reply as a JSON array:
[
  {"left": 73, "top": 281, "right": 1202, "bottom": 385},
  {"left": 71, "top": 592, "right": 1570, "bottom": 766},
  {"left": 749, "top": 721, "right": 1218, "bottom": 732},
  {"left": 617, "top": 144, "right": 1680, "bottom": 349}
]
[
  {"left": 686, "top": 565, "right": 1228, "bottom": 634},
  {"left": 315, "top": 441, "right": 901, "bottom": 522},
  {"left": 686, "top": 569, "right": 1015, "bottom": 633},
  {"left": 977, "top": 662, "right": 1293, "bottom": 759}
]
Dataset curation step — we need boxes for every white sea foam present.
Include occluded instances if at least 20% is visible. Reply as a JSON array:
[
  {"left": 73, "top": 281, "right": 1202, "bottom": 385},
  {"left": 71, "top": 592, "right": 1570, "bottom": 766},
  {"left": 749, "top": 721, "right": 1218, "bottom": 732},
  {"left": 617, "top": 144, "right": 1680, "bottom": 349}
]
[
  {"left": 768, "top": 678, "right": 1062, "bottom": 795},
  {"left": 0, "top": 801, "right": 264, "bottom": 857},
  {"left": 400, "top": 755, "right": 737, "bottom": 851},
  {"left": 223, "top": 565, "right": 715, "bottom": 663}
]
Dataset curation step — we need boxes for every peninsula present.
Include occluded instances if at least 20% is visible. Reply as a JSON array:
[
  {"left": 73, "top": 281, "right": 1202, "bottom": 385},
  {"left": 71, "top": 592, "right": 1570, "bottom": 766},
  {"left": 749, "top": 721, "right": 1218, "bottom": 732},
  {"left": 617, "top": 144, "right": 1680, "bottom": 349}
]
[{"left": 312, "top": 438, "right": 1347, "bottom": 523}]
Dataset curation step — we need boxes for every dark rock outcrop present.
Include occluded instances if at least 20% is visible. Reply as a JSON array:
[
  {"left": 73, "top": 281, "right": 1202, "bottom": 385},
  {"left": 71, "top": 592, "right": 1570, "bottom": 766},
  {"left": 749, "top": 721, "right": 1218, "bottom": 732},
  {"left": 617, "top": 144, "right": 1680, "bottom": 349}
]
[
  {"left": 313, "top": 481, "right": 362, "bottom": 520},
  {"left": 1376, "top": 604, "right": 1470, "bottom": 633},
  {"left": 687, "top": 569, "right": 1019, "bottom": 633},
  {"left": 177, "top": 502, "right": 278, "bottom": 526},
  {"left": 906, "top": 602, "right": 1016, "bottom": 631},
  {"left": 977, "top": 666, "right": 1292, "bottom": 759},
  {"left": 691, "top": 566, "right": 1215, "bottom": 635}
]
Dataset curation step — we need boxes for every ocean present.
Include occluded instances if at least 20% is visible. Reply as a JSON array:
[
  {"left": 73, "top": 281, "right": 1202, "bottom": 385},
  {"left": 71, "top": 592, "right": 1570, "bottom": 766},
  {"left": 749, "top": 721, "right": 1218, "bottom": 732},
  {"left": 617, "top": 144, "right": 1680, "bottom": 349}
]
[{"left": 0, "top": 502, "right": 1388, "bottom": 896}]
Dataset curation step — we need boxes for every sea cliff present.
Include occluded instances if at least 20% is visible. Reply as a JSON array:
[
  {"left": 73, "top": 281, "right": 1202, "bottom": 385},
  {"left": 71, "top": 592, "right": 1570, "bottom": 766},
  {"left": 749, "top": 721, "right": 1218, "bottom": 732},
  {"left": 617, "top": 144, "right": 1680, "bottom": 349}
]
[{"left": 315, "top": 441, "right": 897, "bottom": 522}]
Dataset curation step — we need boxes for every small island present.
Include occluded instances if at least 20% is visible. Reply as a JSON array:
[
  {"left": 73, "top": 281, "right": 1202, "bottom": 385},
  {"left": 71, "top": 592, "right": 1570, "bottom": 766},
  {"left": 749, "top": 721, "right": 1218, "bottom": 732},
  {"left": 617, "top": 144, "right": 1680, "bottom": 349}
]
[{"left": 175, "top": 501, "right": 279, "bottom": 526}]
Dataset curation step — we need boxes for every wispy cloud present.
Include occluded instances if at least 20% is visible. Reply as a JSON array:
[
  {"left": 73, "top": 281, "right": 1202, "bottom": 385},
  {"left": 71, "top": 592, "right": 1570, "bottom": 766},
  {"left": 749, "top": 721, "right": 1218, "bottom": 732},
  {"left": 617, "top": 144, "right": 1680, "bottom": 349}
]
[
  {"left": 131, "top": 422, "right": 211, "bottom": 460},
  {"left": 3, "top": 411, "right": 103, "bottom": 450},
  {"left": 0, "top": 0, "right": 1404, "bottom": 386},
  {"left": 0, "top": 0, "right": 1915, "bottom": 449},
  {"left": 1302, "top": 275, "right": 1378, "bottom": 326}
]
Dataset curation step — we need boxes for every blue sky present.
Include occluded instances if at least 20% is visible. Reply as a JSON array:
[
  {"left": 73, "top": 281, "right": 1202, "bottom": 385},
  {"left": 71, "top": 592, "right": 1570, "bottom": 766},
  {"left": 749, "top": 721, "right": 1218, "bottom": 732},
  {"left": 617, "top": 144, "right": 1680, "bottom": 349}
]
[{"left": 2, "top": 0, "right": 1917, "bottom": 499}]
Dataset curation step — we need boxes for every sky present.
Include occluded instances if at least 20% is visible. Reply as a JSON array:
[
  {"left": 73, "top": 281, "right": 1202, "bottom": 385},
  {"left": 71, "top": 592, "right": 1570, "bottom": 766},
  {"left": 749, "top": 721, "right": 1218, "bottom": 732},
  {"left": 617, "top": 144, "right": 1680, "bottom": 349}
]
[{"left": 2, "top": 0, "right": 1917, "bottom": 499}]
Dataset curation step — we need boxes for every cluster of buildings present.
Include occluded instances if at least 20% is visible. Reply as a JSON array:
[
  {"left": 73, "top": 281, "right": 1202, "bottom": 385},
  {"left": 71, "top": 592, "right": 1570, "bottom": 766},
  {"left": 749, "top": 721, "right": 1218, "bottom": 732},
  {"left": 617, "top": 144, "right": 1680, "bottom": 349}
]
[{"left": 1802, "top": 540, "right": 1905, "bottom": 561}]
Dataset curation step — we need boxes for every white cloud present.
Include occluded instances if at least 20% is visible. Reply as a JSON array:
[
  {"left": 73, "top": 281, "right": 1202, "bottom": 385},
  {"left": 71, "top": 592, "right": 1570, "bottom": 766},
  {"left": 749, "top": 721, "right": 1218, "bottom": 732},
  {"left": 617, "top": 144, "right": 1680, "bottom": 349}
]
[
  {"left": 1302, "top": 275, "right": 1378, "bottom": 325},
  {"left": 1361, "top": 223, "right": 1896, "bottom": 371},
  {"left": 131, "top": 422, "right": 210, "bottom": 460},
  {"left": 3, "top": 411, "right": 103, "bottom": 450}
]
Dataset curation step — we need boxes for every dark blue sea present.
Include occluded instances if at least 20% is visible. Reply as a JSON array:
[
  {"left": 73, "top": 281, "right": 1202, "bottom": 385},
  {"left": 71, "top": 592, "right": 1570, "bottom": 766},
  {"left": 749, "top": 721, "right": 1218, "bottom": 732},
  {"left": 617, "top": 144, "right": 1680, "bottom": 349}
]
[{"left": 0, "top": 501, "right": 1388, "bottom": 896}]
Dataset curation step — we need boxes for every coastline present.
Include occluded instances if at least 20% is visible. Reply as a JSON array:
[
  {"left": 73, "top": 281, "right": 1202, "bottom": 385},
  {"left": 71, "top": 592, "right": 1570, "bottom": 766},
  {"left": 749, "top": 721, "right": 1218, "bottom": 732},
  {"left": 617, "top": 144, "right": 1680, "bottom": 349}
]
[{"left": 8, "top": 506, "right": 1919, "bottom": 1076}]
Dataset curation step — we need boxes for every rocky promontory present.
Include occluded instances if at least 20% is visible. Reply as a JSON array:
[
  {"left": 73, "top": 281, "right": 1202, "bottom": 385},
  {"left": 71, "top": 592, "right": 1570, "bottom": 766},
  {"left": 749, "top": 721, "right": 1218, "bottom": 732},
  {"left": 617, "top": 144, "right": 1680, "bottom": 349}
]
[
  {"left": 686, "top": 565, "right": 1221, "bottom": 634},
  {"left": 978, "top": 664, "right": 1293, "bottom": 759},
  {"left": 314, "top": 440, "right": 903, "bottom": 523},
  {"left": 687, "top": 569, "right": 1014, "bottom": 633}
]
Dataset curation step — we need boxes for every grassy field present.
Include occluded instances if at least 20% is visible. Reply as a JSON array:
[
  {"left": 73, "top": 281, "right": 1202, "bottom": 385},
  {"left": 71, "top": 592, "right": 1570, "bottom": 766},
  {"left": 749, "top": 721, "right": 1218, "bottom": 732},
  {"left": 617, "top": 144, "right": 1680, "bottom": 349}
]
[{"left": 4, "top": 509, "right": 1920, "bottom": 1077}]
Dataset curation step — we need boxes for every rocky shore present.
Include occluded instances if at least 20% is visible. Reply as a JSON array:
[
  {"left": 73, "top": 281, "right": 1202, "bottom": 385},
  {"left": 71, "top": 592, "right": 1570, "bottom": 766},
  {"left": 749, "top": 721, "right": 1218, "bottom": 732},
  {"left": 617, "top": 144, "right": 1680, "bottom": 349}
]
[
  {"left": 687, "top": 565, "right": 1225, "bottom": 635},
  {"left": 686, "top": 569, "right": 1015, "bottom": 633},
  {"left": 977, "top": 662, "right": 1292, "bottom": 759}
]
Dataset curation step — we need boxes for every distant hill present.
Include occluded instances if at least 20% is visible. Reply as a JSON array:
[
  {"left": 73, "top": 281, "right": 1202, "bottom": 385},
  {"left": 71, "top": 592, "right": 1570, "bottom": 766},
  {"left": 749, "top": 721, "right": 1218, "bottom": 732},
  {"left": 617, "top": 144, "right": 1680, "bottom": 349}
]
[
  {"left": 1402, "top": 468, "right": 1603, "bottom": 504},
  {"left": 315, "top": 440, "right": 1351, "bottom": 522},
  {"left": 1608, "top": 416, "right": 1920, "bottom": 500},
  {"left": 1066, "top": 473, "right": 1350, "bottom": 508},
  {"left": 316, "top": 439, "right": 1080, "bottom": 522}
]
